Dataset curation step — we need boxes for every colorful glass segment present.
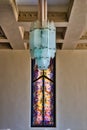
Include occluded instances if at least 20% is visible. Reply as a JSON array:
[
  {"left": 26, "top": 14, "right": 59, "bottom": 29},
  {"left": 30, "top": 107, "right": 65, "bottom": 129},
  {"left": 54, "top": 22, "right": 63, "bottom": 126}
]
[
  {"left": 32, "top": 78, "right": 43, "bottom": 125},
  {"left": 44, "top": 78, "right": 54, "bottom": 125},
  {"left": 31, "top": 58, "right": 56, "bottom": 127}
]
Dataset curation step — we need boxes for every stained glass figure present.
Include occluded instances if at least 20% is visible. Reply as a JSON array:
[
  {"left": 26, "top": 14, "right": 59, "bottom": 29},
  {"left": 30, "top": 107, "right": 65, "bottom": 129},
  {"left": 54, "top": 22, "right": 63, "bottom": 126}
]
[{"left": 31, "top": 58, "right": 56, "bottom": 127}]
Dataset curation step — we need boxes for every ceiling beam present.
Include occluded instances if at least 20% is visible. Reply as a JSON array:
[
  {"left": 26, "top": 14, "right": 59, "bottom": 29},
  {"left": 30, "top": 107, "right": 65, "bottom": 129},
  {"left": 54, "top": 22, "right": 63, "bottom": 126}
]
[
  {"left": 17, "top": 22, "right": 68, "bottom": 33},
  {"left": 0, "top": 39, "right": 9, "bottom": 43},
  {"left": 63, "top": 0, "right": 87, "bottom": 49},
  {"left": 77, "top": 39, "right": 87, "bottom": 44},
  {"left": 0, "top": 4, "right": 25, "bottom": 49},
  {"left": 18, "top": 5, "right": 68, "bottom": 12},
  {"left": 10, "top": 0, "right": 19, "bottom": 21},
  {"left": 55, "top": 22, "right": 68, "bottom": 27},
  {"left": 67, "top": 0, "right": 74, "bottom": 20}
]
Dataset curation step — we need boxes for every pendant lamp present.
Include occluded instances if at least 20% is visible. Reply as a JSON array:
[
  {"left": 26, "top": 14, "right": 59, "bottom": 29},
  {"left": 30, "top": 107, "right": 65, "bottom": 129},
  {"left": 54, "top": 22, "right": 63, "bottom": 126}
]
[{"left": 29, "top": 0, "right": 56, "bottom": 70}]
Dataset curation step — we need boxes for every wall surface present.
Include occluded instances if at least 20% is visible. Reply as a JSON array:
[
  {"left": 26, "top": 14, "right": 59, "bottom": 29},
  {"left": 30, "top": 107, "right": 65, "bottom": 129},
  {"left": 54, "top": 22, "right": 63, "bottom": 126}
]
[
  {"left": 0, "top": 50, "right": 30, "bottom": 130},
  {"left": 0, "top": 50, "right": 87, "bottom": 130},
  {"left": 56, "top": 50, "right": 87, "bottom": 130}
]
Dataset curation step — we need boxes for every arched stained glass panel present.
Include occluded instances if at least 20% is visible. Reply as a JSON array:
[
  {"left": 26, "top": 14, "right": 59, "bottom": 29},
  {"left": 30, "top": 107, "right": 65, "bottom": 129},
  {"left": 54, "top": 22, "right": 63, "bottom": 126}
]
[{"left": 31, "top": 58, "right": 56, "bottom": 127}]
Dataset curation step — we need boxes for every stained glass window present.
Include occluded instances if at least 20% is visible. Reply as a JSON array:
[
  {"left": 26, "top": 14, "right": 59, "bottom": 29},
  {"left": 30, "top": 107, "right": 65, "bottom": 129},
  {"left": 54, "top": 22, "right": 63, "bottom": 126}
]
[{"left": 31, "top": 58, "right": 56, "bottom": 127}]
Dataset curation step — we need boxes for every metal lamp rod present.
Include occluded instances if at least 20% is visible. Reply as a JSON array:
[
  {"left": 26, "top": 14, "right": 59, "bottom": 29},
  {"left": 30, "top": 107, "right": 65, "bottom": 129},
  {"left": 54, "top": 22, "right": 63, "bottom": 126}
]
[
  {"left": 38, "top": 0, "right": 47, "bottom": 26},
  {"left": 44, "top": 0, "right": 47, "bottom": 21}
]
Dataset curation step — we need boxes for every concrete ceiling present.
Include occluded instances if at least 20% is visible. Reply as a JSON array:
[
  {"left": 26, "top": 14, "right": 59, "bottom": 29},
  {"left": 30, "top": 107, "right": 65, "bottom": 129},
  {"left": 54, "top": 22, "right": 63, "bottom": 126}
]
[
  {"left": 0, "top": 0, "right": 87, "bottom": 50},
  {"left": 0, "top": 0, "right": 10, "bottom": 4}
]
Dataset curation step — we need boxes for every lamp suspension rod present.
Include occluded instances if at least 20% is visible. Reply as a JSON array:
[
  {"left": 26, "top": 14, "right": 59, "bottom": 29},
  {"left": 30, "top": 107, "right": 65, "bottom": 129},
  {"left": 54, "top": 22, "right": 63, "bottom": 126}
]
[
  {"left": 44, "top": 0, "right": 47, "bottom": 21},
  {"left": 38, "top": 0, "right": 47, "bottom": 26}
]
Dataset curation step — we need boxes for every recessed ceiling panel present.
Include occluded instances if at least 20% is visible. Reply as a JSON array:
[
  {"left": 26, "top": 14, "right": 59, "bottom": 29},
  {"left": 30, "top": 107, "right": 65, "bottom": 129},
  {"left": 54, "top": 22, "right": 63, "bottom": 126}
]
[
  {"left": 56, "top": 27, "right": 67, "bottom": 39},
  {"left": 0, "top": 43, "right": 12, "bottom": 49},
  {"left": 0, "top": 26, "right": 7, "bottom": 39},
  {"left": 16, "top": 0, "right": 69, "bottom": 5}
]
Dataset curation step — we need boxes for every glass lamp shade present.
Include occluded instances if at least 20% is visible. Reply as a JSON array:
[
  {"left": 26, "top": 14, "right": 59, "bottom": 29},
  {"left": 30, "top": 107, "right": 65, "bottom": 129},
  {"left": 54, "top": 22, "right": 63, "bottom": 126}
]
[{"left": 29, "top": 21, "right": 56, "bottom": 70}]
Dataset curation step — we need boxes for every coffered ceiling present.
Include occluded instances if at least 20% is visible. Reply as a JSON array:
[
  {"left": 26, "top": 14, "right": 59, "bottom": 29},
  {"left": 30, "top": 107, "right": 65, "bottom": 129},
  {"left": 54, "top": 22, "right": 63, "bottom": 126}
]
[{"left": 0, "top": 0, "right": 87, "bottom": 50}]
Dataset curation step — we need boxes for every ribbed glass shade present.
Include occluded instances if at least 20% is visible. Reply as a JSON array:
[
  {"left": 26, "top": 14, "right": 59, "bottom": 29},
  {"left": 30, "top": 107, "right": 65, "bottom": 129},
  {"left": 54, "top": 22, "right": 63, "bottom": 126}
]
[{"left": 29, "top": 21, "right": 56, "bottom": 70}]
